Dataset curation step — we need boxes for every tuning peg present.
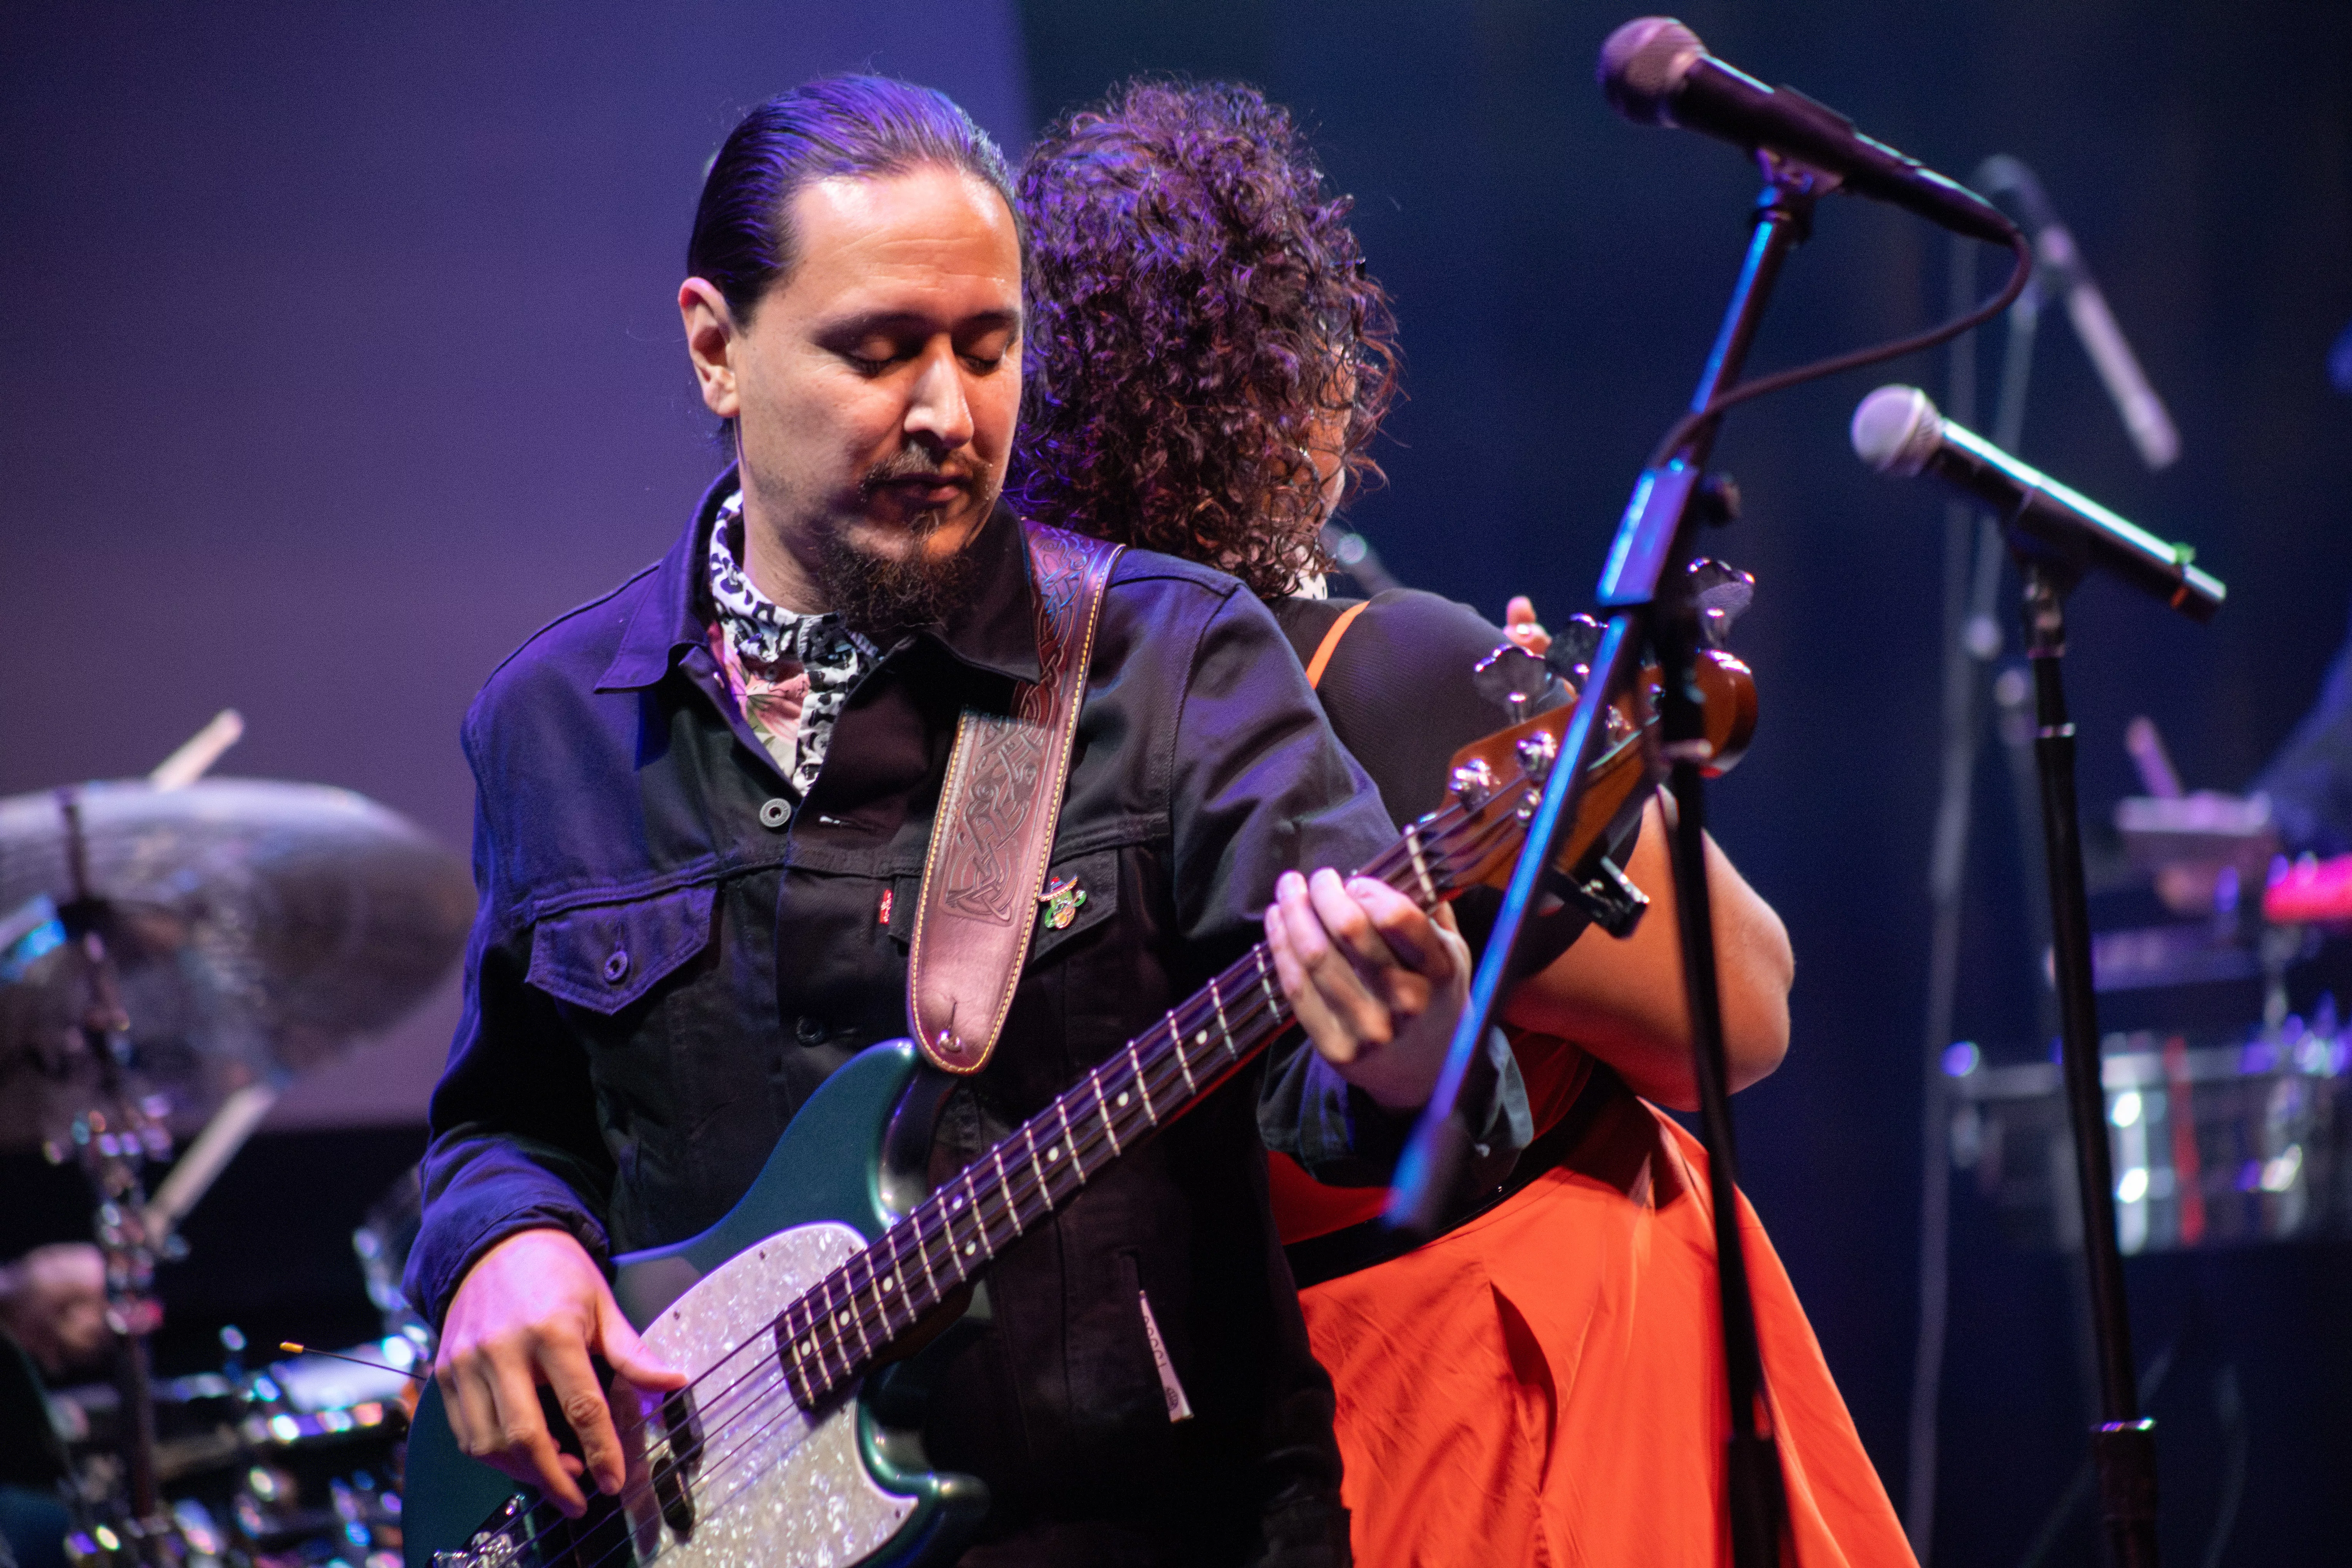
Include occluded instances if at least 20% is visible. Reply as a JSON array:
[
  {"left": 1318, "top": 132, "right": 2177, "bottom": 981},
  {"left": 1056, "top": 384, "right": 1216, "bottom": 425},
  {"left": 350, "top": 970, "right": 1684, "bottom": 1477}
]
[
  {"left": 1686, "top": 558, "right": 1755, "bottom": 648},
  {"left": 1472, "top": 641, "right": 1556, "bottom": 725},
  {"left": 1540, "top": 612, "right": 1606, "bottom": 692}
]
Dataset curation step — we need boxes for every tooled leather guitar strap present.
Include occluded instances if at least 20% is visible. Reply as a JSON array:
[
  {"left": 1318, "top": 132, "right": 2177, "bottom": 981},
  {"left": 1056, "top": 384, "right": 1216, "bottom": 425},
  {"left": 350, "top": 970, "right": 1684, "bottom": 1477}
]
[{"left": 906, "top": 522, "right": 1122, "bottom": 1074}]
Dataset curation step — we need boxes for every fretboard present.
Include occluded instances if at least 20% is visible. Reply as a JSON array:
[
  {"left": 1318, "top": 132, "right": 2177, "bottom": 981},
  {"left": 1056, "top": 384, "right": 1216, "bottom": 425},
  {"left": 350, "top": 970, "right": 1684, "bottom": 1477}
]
[{"left": 771, "top": 795, "right": 1519, "bottom": 1410}]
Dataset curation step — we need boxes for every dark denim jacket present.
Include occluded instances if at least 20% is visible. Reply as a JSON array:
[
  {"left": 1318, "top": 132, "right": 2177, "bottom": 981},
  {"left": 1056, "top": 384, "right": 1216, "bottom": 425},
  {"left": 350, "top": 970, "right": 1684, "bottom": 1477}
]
[{"left": 407, "top": 475, "right": 1403, "bottom": 1563}]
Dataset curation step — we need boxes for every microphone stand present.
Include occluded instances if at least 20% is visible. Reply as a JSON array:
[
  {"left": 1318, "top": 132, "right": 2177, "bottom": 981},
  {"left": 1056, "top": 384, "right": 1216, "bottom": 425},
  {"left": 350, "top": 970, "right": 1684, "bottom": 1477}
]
[
  {"left": 1388, "top": 153, "right": 1832, "bottom": 1568},
  {"left": 1905, "top": 226, "right": 2046, "bottom": 1558},
  {"left": 2014, "top": 560, "right": 2161, "bottom": 1566}
]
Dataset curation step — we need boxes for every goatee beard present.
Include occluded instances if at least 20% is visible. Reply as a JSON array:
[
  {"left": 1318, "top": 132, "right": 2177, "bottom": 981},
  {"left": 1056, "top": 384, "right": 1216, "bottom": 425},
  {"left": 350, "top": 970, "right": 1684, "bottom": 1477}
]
[{"left": 817, "top": 509, "right": 980, "bottom": 636}]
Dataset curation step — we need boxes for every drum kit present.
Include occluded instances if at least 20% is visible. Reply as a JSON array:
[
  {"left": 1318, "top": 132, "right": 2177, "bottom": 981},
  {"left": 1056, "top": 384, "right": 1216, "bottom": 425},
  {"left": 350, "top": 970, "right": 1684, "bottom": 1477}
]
[{"left": 0, "top": 711, "right": 472, "bottom": 1568}]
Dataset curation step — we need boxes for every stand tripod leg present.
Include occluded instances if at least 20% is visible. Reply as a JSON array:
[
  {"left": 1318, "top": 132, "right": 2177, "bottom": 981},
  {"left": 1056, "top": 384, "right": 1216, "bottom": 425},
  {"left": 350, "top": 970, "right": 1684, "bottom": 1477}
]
[{"left": 2019, "top": 562, "right": 2161, "bottom": 1565}]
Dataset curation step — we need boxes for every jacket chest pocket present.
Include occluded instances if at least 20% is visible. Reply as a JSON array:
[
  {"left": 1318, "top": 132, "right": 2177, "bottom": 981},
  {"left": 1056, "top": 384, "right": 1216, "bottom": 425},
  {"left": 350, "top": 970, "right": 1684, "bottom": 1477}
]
[{"left": 526, "top": 883, "right": 717, "bottom": 1014}]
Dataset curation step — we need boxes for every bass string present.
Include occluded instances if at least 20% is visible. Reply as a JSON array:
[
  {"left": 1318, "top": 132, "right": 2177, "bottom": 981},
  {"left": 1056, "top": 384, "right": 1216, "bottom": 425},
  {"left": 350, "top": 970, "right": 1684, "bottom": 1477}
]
[
  {"left": 784, "top": 979, "right": 1301, "bottom": 1401},
  {"left": 645, "top": 970, "right": 1281, "bottom": 1457},
  {"left": 517, "top": 1004, "right": 1440, "bottom": 1564},
  {"left": 479, "top": 981, "right": 1281, "bottom": 1568},
  {"left": 490, "top": 984, "right": 1296, "bottom": 1568},
  {"left": 488, "top": 971, "right": 1285, "bottom": 1568},
  {"left": 758, "top": 780, "right": 1521, "bottom": 1405},
  {"left": 780, "top": 795, "right": 1524, "bottom": 1398},
  {"left": 486, "top": 1337, "right": 805, "bottom": 1568},
  {"left": 789, "top": 847, "right": 1500, "bottom": 1381},
  {"left": 779, "top": 788, "right": 1530, "bottom": 1393},
  {"left": 523, "top": 944, "right": 1393, "bottom": 1568},
  {"left": 487, "top": 766, "right": 1550, "bottom": 1567},
  {"left": 784, "top": 969, "right": 1293, "bottom": 1387},
  {"left": 495, "top": 997, "right": 1275, "bottom": 1568},
  {"left": 516, "top": 1370, "right": 814, "bottom": 1568}
]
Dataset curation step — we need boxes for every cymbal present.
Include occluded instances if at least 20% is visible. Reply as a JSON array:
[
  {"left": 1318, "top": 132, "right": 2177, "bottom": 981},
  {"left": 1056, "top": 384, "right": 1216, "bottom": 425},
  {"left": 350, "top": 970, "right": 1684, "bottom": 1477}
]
[{"left": 0, "top": 778, "right": 473, "bottom": 1145}]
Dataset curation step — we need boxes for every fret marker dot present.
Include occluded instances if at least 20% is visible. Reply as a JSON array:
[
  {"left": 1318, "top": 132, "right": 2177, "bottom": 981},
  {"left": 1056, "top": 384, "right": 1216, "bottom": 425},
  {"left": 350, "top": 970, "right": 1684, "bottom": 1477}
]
[
  {"left": 964, "top": 1243, "right": 975, "bottom": 1256},
  {"left": 951, "top": 1195, "right": 962, "bottom": 1209},
  {"left": 836, "top": 1309, "right": 849, "bottom": 1326},
  {"left": 799, "top": 1340, "right": 812, "bottom": 1358},
  {"left": 1195, "top": 1031, "right": 1207, "bottom": 1046},
  {"left": 881, "top": 1277, "right": 894, "bottom": 1292},
  {"left": 1117, "top": 1092, "right": 1130, "bottom": 1108}
]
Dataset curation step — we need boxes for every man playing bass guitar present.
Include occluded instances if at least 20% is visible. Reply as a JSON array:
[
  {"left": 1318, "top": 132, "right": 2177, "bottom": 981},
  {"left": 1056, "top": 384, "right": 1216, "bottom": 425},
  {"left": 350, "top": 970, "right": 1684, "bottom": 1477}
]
[{"left": 403, "top": 76, "right": 1488, "bottom": 1568}]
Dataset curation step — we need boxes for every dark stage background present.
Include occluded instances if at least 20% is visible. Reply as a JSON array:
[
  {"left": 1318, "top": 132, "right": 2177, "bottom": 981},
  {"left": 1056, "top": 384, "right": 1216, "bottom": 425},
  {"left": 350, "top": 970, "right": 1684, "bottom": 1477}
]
[{"left": 6, "top": 2, "right": 2350, "bottom": 1562}]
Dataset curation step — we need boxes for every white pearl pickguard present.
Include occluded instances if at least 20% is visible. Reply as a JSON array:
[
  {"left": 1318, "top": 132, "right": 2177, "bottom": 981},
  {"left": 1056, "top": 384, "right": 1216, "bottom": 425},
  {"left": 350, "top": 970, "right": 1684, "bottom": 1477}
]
[{"left": 617, "top": 1221, "right": 915, "bottom": 1568}]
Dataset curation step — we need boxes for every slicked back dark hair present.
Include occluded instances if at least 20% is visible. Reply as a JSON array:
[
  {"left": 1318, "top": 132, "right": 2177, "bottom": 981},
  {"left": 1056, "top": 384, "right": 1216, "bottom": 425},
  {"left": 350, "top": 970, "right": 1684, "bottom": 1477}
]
[{"left": 688, "top": 75, "right": 1021, "bottom": 324}]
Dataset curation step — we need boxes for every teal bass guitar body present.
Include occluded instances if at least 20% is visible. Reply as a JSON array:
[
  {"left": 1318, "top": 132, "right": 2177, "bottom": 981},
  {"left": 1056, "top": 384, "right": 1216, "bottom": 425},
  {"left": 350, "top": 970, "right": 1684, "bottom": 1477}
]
[{"left": 401, "top": 1038, "right": 989, "bottom": 1568}]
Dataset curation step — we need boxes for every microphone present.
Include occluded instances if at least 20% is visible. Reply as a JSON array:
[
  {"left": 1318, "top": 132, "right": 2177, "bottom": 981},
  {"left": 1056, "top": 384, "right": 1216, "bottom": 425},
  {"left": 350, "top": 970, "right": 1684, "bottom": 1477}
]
[
  {"left": 1598, "top": 17, "right": 2019, "bottom": 246},
  {"left": 1975, "top": 156, "right": 2180, "bottom": 469},
  {"left": 1851, "top": 385, "right": 2223, "bottom": 622}
]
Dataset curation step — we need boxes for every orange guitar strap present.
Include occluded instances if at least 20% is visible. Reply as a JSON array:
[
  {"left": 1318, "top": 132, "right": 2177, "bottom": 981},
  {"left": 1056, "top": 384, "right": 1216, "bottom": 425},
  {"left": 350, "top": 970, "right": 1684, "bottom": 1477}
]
[
  {"left": 906, "top": 522, "right": 1122, "bottom": 1074},
  {"left": 1302, "top": 599, "right": 1370, "bottom": 691},
  {"left": 1269, "top": 597, "right": 1389, "bottom": 1242}
]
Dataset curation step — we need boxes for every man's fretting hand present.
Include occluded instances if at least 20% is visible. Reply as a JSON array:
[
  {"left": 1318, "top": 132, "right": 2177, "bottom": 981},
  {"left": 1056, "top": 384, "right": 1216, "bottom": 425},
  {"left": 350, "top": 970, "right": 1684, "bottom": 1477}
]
[
  {"left": 434, "top": 1228, "right": 686, "bottom": 1516},
  {"left": 1264, "top": 868, "right": 1470, "bottom": 1109}
]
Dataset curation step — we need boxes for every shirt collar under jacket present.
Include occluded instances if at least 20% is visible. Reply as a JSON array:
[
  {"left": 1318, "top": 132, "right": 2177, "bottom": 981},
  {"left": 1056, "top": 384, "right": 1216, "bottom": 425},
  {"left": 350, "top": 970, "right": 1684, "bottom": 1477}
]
[
  {"left": 595, "top": 465, "right": 1047, "bottom": 695},
  {"left": 705, "top": 489, "right": 877, "bottom": 669}
]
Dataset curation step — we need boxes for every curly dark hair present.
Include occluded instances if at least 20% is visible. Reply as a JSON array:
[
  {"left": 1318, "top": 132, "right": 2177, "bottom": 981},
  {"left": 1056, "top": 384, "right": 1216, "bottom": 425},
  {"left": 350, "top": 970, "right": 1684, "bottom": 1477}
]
[{"left": 1009, "top": 80, "right": 1400, "bottom": 598}]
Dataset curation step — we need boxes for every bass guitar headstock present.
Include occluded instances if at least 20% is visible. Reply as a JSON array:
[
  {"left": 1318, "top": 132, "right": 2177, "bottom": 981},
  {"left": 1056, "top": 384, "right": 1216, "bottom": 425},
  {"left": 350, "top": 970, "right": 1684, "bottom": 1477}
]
[
  {"left": 1440, "top": 646, "right": 1754, "bottom": 898},
  {"left": 1439, "top": 561, "right": 1759, "bottom": 899}
]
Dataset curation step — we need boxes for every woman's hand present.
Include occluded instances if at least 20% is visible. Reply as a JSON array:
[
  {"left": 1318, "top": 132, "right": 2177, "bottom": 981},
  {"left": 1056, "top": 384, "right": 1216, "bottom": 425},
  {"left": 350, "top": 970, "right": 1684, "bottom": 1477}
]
[{"left": 1503, "top": 595, "right": 1551, "bottom": 655}]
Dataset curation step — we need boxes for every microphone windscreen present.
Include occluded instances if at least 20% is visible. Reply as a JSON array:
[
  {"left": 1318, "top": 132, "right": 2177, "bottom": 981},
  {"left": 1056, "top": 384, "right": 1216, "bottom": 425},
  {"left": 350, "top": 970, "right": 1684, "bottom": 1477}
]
[
  {"left": 1598, "top": 17, "right": 1704, "bottom": 125},
  {"left": 1851, "top": 385, "right": 1943, "bottom": 476}
]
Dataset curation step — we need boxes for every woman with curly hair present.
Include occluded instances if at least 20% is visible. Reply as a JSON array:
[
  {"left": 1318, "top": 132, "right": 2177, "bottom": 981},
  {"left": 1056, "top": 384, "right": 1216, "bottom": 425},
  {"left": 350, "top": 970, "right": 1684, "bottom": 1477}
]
[{"left": 1014, "top": 80, "right": 1915, "bottom": 1566}]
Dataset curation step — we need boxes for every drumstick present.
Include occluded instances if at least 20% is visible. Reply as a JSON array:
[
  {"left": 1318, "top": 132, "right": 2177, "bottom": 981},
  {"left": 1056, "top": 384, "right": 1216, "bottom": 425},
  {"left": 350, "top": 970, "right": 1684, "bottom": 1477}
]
[{"left": 149, "top": 709, "right": 244, "bottom": 791}]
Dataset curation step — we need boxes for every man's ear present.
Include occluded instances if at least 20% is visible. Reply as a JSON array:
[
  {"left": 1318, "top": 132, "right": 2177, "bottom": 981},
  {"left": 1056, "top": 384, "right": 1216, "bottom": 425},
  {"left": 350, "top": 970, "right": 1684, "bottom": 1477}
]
[{"left": 680, "top": 278, "right": 740, "bottom": 419}]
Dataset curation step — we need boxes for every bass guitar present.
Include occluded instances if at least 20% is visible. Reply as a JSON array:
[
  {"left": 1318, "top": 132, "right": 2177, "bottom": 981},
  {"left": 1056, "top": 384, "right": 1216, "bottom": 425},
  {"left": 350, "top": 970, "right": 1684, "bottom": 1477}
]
[{"left": 404, "top": 645, "right": 1755, "bottom": 1568}]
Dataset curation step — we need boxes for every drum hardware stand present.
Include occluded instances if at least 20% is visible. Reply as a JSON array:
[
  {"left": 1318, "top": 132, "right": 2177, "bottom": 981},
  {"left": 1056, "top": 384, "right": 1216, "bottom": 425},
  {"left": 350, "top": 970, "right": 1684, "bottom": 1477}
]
[
  {"left": 2012, "top": 561, "right": 2161, "bottom": 1566},
  {"left": 2, "top": 724, "right": 457, "bottom": 1568},
  {"left": 1390, "top": 154, "right": 1836, "bottom": 1568},
  {"left": 52, "top": 788, "right": 181, "bottom": 1568}
]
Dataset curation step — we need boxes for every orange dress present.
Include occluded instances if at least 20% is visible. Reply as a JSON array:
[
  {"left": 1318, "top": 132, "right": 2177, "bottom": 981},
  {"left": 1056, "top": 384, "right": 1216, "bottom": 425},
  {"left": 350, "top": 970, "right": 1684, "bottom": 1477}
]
[
  {"left": 1265, "top": 590, "right": 1913, "bottom": 1563},
  {"left": 1271, "top": 1035, "right": 1917, "bottom": 1567}
]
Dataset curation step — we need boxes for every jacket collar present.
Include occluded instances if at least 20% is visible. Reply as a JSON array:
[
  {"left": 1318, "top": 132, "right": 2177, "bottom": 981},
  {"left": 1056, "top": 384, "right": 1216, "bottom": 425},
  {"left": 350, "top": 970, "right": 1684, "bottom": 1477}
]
[{"left": 596, "top": 467, "right": 1042, "bottom": 693}]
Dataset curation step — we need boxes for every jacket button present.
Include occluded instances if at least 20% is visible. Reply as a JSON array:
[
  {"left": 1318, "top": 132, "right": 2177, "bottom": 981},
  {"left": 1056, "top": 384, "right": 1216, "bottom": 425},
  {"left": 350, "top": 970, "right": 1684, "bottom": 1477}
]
[
  {"left": 758, "top": 798, "right": 792, "bottom": 829},
  {"left": 603, "top": 949, "right": 630, "bottom": 984}
]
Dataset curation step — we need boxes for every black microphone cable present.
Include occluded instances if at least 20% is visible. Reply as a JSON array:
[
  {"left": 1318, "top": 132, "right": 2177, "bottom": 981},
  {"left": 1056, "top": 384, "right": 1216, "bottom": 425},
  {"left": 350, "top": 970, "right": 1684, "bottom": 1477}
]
[{"left": 1646, "top": 226, "right": 2033, "bottom": 470}]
